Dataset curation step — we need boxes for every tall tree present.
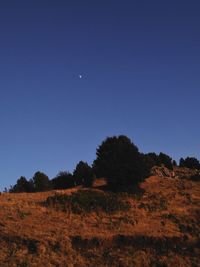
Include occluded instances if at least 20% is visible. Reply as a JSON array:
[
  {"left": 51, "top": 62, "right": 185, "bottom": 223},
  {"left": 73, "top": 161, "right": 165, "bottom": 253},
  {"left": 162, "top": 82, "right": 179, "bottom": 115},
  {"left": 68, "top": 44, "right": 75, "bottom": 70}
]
[
  {"left": 179, "top": 157, "right": 200, "bottom": 169},
  {"left": 73, "top": 161, "right": 94, "bottom": 187},
  {"left": 158, "top": 152, "right": 173, "bottom": 169},
  {"left": 32, "top": 171, "right": 51, "bottom": 192},
  {"left": 93, "top": 135, "right": 145, "bottom": 191},
  {"left": 10, "top": 176, "right": 33, "bottom": 193}
]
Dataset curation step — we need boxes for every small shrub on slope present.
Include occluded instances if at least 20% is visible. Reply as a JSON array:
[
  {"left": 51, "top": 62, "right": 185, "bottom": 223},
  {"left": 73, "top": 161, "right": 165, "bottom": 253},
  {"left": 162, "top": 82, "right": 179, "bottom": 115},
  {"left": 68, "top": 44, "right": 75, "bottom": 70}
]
[{"left": 46, "top": 189, "right": 130, "bottom": 214}]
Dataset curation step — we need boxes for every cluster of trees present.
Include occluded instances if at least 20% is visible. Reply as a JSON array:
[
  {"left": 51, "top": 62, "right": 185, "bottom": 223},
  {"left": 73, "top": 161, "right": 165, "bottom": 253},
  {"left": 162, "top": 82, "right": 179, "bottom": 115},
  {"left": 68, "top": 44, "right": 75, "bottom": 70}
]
[
  {"left": 179, "top": 157, "right": 200, "bottom": 169},
  {"left": 10, "top": 162, "right": 94, "bottom": 193},
  {"left": 9, "top": 172, "right": 50, "bottom": 193},
  {"left": 9, "top": 135, "right": 200, "bottom": 193},
  {"left": 142, "top": 152, "right": 175, "bottom": 171}
]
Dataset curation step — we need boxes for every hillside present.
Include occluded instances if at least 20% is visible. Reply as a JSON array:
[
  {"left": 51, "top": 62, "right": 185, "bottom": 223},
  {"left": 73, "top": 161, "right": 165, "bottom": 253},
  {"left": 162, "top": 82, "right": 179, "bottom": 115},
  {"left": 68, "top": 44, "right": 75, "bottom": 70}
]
[{"left": 0, "top": 176, "right": 199, "bottom": 267}]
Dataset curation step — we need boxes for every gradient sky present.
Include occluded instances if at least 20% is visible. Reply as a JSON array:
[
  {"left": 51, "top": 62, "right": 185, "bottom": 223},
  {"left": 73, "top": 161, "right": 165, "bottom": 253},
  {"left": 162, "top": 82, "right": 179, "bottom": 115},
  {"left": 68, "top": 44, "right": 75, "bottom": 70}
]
[{"left": 0, "top": 0, "right": 200, "bottom": 190}]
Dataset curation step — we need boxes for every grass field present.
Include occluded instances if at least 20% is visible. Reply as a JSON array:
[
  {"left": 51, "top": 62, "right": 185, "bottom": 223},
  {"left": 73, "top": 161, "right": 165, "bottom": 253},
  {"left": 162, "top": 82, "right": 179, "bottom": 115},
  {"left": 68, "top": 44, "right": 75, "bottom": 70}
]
[{"left": 0, "top": 176, "right": 199, "bottom": 266}]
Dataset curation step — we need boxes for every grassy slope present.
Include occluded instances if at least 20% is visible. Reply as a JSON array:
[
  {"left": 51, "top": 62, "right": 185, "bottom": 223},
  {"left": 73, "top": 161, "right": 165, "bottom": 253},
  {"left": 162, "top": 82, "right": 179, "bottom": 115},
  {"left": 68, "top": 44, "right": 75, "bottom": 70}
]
[{"left": 0, "top": 176, "right": 199, "bottom": 267}]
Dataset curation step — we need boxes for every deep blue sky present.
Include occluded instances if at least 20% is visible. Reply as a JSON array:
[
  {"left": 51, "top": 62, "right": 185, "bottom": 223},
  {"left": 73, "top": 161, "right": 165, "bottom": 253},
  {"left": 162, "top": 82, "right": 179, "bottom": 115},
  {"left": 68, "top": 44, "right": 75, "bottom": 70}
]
[{"left": 0, "top": 0, "right": 199, "bottom": 190}]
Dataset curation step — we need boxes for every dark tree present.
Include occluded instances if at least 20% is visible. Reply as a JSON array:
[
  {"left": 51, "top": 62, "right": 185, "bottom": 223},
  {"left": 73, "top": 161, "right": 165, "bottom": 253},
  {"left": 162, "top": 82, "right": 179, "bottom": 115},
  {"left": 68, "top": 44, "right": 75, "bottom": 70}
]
[
  {"left": 158, "top": 152, "right": 173, "bottom": 169},
  {"left": 179, "top": 158, "right": 185, "bottom": 167},
  {"left": 93, "top": 135, "right": 145, "bottom": 191},
  {"left": 179, "top": 157, "right": 200, "bottom": 169},
  {"left": 186, "top": 157, "right": 200, "bottom": 169},
  {"left": 33, "top": 171, "right": 51, "bottom": 192},
  {"left": 51, "top": 171, "right": 74, "bottom": 189},
  {"left": 143, "top": 152, "right": 159, "bottom": 169},
  {"left": 73, "top": 161, "right": 94, "bottom": 187},
  {"left": 172, "top": 160, "right": 177, "bottom": 167},
  {"left": 10, "top": 176, "right": 34, "bottom": 193}
]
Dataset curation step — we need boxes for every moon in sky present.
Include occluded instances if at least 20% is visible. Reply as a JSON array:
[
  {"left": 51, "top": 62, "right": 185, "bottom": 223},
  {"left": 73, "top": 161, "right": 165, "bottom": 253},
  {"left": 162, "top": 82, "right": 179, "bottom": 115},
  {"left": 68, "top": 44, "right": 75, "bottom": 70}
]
[{"left": 79, "top": 74, "right": 82, "bottom": 79}]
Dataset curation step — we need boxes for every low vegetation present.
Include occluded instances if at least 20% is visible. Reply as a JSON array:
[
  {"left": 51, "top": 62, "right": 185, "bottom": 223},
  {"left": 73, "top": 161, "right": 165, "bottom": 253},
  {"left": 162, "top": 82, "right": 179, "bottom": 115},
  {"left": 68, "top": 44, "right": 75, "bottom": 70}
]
[
  {"left": 46, "top": 189, "right": 130, "bottom": 214},
  {"left": 0, "top": 176, "right": 199, "bottom": 266}
]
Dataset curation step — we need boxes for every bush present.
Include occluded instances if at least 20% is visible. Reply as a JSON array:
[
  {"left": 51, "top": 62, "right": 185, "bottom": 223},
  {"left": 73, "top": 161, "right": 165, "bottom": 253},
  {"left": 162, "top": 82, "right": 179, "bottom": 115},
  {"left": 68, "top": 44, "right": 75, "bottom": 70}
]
[
  {"left": 73, "top": 161, "right": 94, "bottom": 187},
  {"left": 142, "top": 152, "right": 173, "bottom": 173},
  {"left": 179, "top": 157, "right": 200, "bottom": 169},
  {"left": 93, "top": 135, "right": 145, "bottom": 191},
  {"left": 51, "top": 171, "right": 74, "bottom": 190},
  {"left": 32, "top": 171, "right": 51, "bottom": 192},
  {"left": 46, "top": 189, "right": 130, "bottom": 214},
  {"left": 143, "top": 153, "right": 159, "bottom": 168},
  {"left": 9, "top": 176, "right": 34, "bottom": 193},
  {"left": 158, "top": 152, "right": 173, "bottom": 169}
]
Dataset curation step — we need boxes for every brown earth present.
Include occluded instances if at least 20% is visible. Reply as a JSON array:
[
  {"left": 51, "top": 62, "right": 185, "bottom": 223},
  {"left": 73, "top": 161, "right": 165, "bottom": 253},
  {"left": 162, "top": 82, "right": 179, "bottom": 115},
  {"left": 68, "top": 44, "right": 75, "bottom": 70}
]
[{"left": 0, "top": 175, "right": 199, "bottom": 267}]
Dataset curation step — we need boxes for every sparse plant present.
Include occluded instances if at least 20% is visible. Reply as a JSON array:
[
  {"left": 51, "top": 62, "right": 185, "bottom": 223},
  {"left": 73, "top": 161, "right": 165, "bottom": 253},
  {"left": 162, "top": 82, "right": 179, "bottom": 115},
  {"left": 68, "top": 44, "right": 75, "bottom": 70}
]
[
  {"left": 17, "top": 209, "right": 31, "bottom": 219},
  {"left": 138, "top": 194, "right": 168, "bottom": 212}
]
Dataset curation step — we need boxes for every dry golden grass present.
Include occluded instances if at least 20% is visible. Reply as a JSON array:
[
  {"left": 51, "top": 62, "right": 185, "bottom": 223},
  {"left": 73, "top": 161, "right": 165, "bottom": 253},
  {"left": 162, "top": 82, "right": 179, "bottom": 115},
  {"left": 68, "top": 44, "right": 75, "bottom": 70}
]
[{"left": 0, "top": 176, "right": 199, "bottom": 267}]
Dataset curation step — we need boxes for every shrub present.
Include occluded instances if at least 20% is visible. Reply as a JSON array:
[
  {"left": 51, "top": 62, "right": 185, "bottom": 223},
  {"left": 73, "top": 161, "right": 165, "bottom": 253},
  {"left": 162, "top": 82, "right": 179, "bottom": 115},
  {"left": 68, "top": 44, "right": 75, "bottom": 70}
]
[
  {"left": 46, "top": 189, "right": 130, "bottom": 214},
  {"left": 179, "top": 157, "right": 200, "bottom": 169},
  {"left": 158, "top": 152, "right": 173, "bottom": 169},
  {"left": 143, "top": 152, "right": 159, "bottom": 168},
  {"left": 142, "top": 152, "right": 173, "bottom": 176},
  {"left": 73, "top": 161, "right": 94, "bottom": 187},
  {"left": 32, "top": 171, "right": 51, "bottom": 192},
  {"left": 9, "top": 177, "right": 34, "bottom": 193},
  {"left": 51, "top": 171, "right": 74, "bottom": 190}
]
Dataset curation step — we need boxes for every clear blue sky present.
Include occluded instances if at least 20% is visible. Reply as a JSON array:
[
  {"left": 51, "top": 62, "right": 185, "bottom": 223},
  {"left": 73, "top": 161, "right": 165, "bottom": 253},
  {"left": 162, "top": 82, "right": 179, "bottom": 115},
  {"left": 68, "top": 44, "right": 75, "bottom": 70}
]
[{"left": 0, "top": 0, "right": 199, "bottom": 190}]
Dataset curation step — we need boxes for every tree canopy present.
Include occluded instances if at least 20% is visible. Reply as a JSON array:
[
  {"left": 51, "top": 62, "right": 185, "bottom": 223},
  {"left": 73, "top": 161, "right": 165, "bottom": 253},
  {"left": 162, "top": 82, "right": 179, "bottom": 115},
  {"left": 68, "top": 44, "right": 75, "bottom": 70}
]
[
  {"left": 51, "top": 171, "right": 74, "bottom": 189},
  {"left": 32, "top": 171, "right": 51, "bottom": 192},
  {"left": 179, "top": 157, "right": 200, "bottom": 169},
  {"left": 93, "top": 135, "right": 145, "bottom": 191},
  {"left": 73, "top": 161, "right": 94, "bottom": 187}
]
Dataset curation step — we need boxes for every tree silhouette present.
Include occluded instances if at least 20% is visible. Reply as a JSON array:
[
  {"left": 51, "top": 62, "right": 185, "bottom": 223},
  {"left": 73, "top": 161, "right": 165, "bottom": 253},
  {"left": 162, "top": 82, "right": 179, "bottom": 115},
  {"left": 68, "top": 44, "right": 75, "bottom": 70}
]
[
  {"left": 179, "top": 158, "right": 185, "bottom": 167},
  {"left": 51, "top": 171, "right": 74, "bottom": 189},
  {"left": 93, "top": 135, "right": 145, "bottom": 191},
  {"left": 179, "top": 157, "right": 200, "bottom": 169},
  {"left": 32, "top": 171, "right": 51, "bottom": 192},
  {"left": 142, "top": 152, "right": 160, "bottom": 174},
  {"left": 158, "top": 152, "right": 173, "bottom": 169},
  {"left": 73, "top": 161, "right": 94, "bottom": 187},
  {"left": 10, "top": 176, "right": 34, "bottom": 193}
]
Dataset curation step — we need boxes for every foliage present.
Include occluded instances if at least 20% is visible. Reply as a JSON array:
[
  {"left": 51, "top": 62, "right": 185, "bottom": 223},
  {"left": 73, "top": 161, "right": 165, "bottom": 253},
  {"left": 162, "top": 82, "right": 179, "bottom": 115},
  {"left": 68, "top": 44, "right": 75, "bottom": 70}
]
[
  {"left": 46, "top": 189, "right": 130, "bottom": 214},
  {"left": 93, "top": 135, "right": 145, "bottom": 191},
  {"left": 158, "top": 152, "right": 173, "bottom": 169},
  {"left": 8, "top": 135, "right": 200, "bottom": 193},
  {"left": 142, "top": 152, "right": 173, "bottom": 173},
  {"left": 51, "top": 171, "right": 74, "bottom": 190},
  {"left": 10, "top": 177, "right": 34, "bottom": 193},
  {"left": 32, "top": 171, "right": 51, "bottom": 192},
  {"left": 73, "top": 161, "right": 94, "bottom": 187},
  {"left": 10, "top": 172, "right": 51, "bottom": 193},
  {"left": 142, "top": 152, "right": 160, "bottom": 175},
  {"left": 179, "top": 157, "right": 200, "bottom": 169}
]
